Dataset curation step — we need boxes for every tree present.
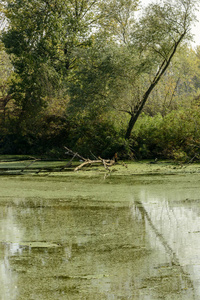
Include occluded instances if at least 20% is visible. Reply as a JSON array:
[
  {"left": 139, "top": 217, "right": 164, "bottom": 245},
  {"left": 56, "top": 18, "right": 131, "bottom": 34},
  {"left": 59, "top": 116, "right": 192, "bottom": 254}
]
[
  {"left": 124, "top": 0, "right": 196, "bottom": 139},
  {"left": 0, "top": 0, "right": 107, "bottom": 116},
  {"left": 0, "top": 46, "right": 13, "bottom": 123},
  {"left": 0, "top": 0, "right": 139, "bottom": 154},
  {"left": 99, "top": 0, "right": 139, "bottom": 44},
  {"left": 0, "top": 0, "right": 197, "bottom": 156},
  {"left": 67, "top": 0, "right": 197, "bottom": 142},
  {"left": 144, "top": 46, "right": 200, "bottom": 116}
]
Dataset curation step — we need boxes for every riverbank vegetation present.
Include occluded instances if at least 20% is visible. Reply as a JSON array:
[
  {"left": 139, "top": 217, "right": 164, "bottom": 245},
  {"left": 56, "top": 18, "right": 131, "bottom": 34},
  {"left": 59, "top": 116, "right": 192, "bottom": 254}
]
[{"left": 0, "top": 0, "right": 200, "bottom": 162}]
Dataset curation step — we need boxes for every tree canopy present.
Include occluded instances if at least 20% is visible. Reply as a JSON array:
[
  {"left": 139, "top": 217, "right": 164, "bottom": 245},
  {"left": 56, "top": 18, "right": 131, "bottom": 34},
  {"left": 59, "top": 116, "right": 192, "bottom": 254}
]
[{"left": 0, "top": 0, "right": 199, "bottom": 159}]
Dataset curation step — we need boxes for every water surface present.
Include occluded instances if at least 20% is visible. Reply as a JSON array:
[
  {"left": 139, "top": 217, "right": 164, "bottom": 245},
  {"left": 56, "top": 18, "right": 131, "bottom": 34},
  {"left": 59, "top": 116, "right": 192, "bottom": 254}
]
[{"left": 1, "top": 172, "right": 200, "bottom": 299}]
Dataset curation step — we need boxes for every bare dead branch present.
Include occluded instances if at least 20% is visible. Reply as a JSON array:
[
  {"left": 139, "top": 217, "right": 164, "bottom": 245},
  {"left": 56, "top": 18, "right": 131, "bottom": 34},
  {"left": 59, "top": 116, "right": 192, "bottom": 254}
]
[
  {"left": 64, "top": 146, "right": 86, "bottom": 161},
  {"left": 74, "top": 158, "right": 115, "bottom": 172}
]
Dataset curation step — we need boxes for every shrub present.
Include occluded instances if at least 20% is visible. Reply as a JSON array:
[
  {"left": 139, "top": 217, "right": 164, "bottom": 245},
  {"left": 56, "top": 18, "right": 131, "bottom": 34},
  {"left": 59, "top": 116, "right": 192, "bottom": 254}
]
[{"left": 131, "top": 109, "right": 200, "bottom": 161}]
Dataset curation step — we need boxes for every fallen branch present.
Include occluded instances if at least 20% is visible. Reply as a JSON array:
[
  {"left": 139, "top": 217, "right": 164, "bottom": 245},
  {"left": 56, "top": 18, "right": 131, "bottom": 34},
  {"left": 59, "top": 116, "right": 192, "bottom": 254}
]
[
  {"left": 59, "top": 153, "right": 76, "bottom": 171},
  {"left": 64, "top": 146, "right": 86, "bottom": 161},
  {"left": 64, "top": 146, "right": 115, "bottom": 171},
  {"left": 74, "top": 158, "right": 115, "bottom": 172}
]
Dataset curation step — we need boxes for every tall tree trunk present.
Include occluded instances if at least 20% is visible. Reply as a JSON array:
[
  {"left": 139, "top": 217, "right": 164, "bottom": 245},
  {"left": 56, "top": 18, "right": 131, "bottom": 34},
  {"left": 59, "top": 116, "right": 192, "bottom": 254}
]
[
  {"left": 125, "top": 32, "right": 186, "bottom": 140},
  {"left": 125, "top": 84, "right": 155, "bottom": 139}
]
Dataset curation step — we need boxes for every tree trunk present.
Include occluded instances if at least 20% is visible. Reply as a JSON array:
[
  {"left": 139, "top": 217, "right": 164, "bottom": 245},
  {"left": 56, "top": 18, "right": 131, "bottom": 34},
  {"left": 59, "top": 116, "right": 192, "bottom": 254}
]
[
  {"left": 125, "top": 85, "right": 155, "bottom": 139},
  {"left": 125, "top": 32, "right": 186, "bottom": 140}
]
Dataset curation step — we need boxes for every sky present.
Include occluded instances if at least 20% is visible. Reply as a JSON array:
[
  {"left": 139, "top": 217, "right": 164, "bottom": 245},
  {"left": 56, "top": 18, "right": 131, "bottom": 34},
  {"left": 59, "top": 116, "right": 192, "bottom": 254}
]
[
  {"left": 139, "top": 0, "right": 200, "bottom": 47},
  {"left": 191, "top": 16, "right": 200, "bottom": 46}
]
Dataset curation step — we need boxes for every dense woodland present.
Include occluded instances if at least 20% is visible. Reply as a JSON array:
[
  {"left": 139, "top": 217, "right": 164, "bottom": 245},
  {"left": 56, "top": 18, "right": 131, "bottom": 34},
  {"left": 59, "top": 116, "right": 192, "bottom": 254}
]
[{"left": 0, "top": 0, "right": 200, "bottom": 161}]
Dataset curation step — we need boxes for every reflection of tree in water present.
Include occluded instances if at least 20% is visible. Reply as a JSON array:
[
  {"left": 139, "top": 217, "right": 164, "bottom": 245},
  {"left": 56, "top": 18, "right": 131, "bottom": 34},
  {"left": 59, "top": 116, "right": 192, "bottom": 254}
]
[
  {"left": 0, "top": 204, "right": 23, "bottom": 300},
  {"left": 134, "top": 199, "right": 195, "bottom": 299},
  {"left": 1, "top": 195, "right": 197, "bottom": 299}
]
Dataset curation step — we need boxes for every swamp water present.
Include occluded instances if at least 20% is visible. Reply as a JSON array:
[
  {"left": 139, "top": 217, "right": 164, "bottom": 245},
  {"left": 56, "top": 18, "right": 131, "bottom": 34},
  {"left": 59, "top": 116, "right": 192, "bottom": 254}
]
[{"left": 1, "top": 168, "right": 200, "bottom": 299}]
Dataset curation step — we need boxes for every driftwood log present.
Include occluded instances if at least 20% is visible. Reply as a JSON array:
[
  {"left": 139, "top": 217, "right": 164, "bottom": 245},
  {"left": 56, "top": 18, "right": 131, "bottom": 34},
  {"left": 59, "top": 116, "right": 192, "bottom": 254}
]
[{"left": 64, "top": 146, "right": 115, "bottom": 171}]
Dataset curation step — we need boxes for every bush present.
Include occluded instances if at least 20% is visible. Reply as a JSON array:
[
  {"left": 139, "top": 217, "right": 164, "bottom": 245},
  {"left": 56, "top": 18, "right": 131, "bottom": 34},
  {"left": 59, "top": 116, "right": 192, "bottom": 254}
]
[
  {"left": 67, "top": 115, "right": 124, "bottom": 159},
  {"left": 131, "top": 109, "right": 200, "bottom": 161}
]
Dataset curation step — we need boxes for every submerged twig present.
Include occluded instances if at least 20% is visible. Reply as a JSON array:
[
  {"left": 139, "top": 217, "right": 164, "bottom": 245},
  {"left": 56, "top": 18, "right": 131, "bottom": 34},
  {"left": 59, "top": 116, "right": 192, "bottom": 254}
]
[{"left": 20, "top": 158, "right": 41, "bottom": 173}]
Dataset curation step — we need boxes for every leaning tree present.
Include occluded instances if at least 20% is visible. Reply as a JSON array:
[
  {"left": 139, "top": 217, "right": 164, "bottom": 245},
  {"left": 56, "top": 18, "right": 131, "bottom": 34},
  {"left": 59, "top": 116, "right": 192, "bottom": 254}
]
[{"left": 124, "top": 0, "right": 197, "bottom": 139}]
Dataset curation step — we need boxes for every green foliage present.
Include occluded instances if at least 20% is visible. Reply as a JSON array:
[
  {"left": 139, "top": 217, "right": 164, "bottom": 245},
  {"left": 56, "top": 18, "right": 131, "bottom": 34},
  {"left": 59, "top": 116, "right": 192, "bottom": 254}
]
[
  {"left": 131, "top": 109, "right": 200, "bottom": 161},
  {"left": 144, "top": 47, "right": 200, "bottom": 116},
  {"left": 67, "top": 42, "right": 135, "bottom": 116},
  {"left": 67, "top": 113, "right": 124, "bottom": 158},
  {"left": 1, "top": 0, "right": 106, "bottom": 114},
  {"left": 0, "top": 0, "right": 199, "bottom": 159},
  {"left": 99, "top": 0, "right": 139, "bottom": 43},
  {"left": 0, "top": 49, "right": 13, "bottom": 83}
]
